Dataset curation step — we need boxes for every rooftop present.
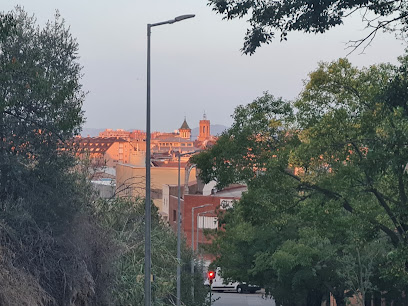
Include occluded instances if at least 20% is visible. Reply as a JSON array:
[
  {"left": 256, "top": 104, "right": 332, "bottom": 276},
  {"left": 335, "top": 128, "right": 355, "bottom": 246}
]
[{"left": 179, "top": 118, "right": 191, "bottom": 130}]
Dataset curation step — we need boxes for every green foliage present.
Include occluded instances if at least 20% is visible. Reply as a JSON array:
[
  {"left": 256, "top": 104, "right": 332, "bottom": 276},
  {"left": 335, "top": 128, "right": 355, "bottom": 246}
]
[
  {"left": 0, "top": 7, "right": 115, "bottom": 306},
  {"left": 95, "top": 197, "right": 209, "bottom": 306},
  {"left": 0, "top": 13, "right": 15, "bottom": 40},
  {"left": 0, "top": 176, "right": 116, "bottom": 305},
  {"left": 191, "top": 92, "right": 294, "bottom": 190},
  {"left": 208, "top": 0, "right": 408, "bottom": 54},
  {"left": 195, "top": 55, "right": 408, "bottom": 304},
  {"left": 0, "top": 7, "right": 85, "bottom": 206}
]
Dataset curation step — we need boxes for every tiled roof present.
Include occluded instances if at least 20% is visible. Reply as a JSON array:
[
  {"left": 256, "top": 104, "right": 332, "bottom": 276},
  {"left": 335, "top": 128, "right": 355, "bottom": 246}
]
[
  {"left": 153, "top": 133, "right": 178, "bottom": 140},
  {"left": 76, "top": 137, "right": 127, "bottom": 154},
  {"left": 153, "top": 137, "right": 193, "bottom": 143},
  {"left": 152, "top": 160, "right": 190, "bottom": 167}
]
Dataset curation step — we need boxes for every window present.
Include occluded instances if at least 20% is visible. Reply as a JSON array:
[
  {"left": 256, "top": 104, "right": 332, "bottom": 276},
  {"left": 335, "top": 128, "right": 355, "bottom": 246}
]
[
  {"left": 173, "top": 210, "right": 177, "bottom": 222},
  {"left": 198, "top": 216, "right": 218, "bottom": 229}
]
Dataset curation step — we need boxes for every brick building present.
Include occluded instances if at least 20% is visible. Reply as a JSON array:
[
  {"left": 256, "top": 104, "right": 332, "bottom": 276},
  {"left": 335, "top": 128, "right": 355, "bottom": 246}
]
[
  {"left": 198, "top": 113, "right": 211, "bottom": 142},
  {"left": 165, "top": 182, "right": 246, "bottom": 252}
]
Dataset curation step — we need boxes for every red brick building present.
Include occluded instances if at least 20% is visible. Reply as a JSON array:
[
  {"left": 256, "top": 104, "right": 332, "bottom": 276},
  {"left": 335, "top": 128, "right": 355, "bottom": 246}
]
[{"left": 165, "top": 184, "right": 246, "bottom": 252}]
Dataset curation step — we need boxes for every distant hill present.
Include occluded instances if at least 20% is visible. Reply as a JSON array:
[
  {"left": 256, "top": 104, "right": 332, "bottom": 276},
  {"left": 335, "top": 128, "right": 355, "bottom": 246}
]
[
  {"left": 80, "top": 124, "right": 229, "bottom": 138},
  {"left": 80, "top": 128, "right": 106, "bottom": 137}
]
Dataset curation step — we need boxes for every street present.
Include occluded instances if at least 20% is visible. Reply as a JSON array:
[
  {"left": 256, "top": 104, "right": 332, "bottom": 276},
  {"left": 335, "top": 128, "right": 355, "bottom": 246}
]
[{"left": 212, "top": 292, "right": 276, "bottom": 306}]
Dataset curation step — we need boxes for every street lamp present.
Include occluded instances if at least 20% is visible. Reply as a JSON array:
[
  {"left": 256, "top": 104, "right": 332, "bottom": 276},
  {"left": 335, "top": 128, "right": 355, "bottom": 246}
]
[
  {"left": 145, "top": 14, "right": 195, "bottom": 306},
  {"left": 191, "top": 204, "right": 212, "bottom": 268},
  {"left": 190, "top": 203, "right": 212, "bottom": 301},
  {"left": 176, "top": 149, "right": 200, "bottom": 306},
  {"left": 191, "top": 204, "right": 212, "bottom": 257},
  {"left": 196, "top": 210, "right": 214, "bottom": 252}
]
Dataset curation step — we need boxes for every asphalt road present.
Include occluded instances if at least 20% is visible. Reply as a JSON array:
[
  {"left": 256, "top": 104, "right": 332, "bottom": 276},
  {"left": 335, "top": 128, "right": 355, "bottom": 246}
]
[{"left": 211, "top": 292, "right": 276, "bottom": 306}]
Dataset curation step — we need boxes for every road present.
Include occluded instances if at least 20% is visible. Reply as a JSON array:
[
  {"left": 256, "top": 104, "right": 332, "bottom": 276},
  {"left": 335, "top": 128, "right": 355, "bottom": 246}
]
[{"left": 211, "top": 292, "right": 276, "bottom": 306}]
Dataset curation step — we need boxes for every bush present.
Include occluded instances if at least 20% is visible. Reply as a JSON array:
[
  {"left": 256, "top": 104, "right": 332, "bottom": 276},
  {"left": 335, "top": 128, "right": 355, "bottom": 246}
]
[{"left": 95, "top": 197, "right": 209, "bottom": 306}]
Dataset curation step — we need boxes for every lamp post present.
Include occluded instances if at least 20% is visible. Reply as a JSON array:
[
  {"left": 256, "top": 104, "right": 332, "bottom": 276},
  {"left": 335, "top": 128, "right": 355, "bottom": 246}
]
[
  {"left": 196, "top": 210, "right": 214, "bottom": 252},
  {"left": 190, "top": 203, "right": 212, "bottom": 302},
  {"left": 146, "top": 14, "right": 195, "bottom": 306},
  {"left": 176, "top": 149, "right": 200, "bottom": 306},
  {"left": 191, "top": 204, "right": 212, "bottom": 258}
]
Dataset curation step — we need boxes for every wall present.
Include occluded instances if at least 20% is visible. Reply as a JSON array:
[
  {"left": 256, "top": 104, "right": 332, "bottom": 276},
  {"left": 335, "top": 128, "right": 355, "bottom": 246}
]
[
  {"left": 104, "top": 141, "right": 132, "bottom": 167},
  {"left": 182, "top": 195, "right": 240, "bottom": 252},
  {"left": 116, "top": 163, "right": 196, "bottom": 213}
]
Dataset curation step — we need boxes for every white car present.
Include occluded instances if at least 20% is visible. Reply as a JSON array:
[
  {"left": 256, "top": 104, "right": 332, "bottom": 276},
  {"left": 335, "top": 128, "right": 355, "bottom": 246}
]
[{"left": 205, "top": 269, "right": 261, "bottom": 293}]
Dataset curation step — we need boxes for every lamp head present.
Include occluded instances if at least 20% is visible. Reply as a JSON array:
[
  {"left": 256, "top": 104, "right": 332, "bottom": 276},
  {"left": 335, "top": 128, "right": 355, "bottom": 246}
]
[
  {"left": 175, "top": 14, "right": 195, "bottom": 22},
  {"left": 198, "top": 204, "right": 212, "bottom": 209}
]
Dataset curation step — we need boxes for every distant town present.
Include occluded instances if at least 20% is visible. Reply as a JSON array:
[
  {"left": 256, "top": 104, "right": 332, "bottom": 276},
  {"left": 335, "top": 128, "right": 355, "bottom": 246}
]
[
  {"left": 76, "top": 114, "right": 222, "bottom": 169},
  {"left": 75, "top": 114, "right": 244, "bottom": 255}
]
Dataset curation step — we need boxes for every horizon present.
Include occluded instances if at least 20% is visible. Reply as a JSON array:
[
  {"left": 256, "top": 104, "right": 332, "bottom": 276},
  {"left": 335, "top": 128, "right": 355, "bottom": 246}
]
[{"left": 80, "top": 123, "right": 229, "bottom": 137}]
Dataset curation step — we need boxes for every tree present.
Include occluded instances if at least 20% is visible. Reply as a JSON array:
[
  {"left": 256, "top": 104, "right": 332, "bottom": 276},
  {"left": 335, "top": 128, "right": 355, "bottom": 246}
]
[
  {"left": 0, "top": 13, "right": 15, "bottom": 39},
  {"left": 208, "top": 0, "right": 408, "bottom": 54},
  {"left": 293, "top": 57, "right": 408, "bottom": 251},
  {"left": 95, "top": 197, "right": 209, "bottom": 306},
  {"left": 337, "top": 237, "right": 388, "bottom": 306},
  {"left": 0, "top": 7, "right": 85, "bottom": 209},
  {"left": 0, "top": 8, "right": 114, "bottom": 306},
  {"left": 193, "top": 56, "right": 408, "bottom": 304}
]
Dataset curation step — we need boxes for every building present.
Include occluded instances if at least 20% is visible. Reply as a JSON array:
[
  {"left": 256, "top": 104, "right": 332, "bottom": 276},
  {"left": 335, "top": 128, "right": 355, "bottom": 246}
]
[
  {"left": 163, "top": 178, "right": 246, "bottom": 254},
  {"left": 79, "top": 116, "right": 215, "bottom": 169},
  {"left": 198, "top": 113, "right": 211, "bottom": 142},
  {"left": 99, "top": 128, "right": 131, "bottom": 139},
  {"left": 151, "top": 135, "right": 197, "bottom": 154},
  {"left": 91, "top": 179, "right": 116, "bottom": 199},
  {"left": 115, "top": 161, "right": 197, "bottom": 216},
  {"left": 150, "top": 117, "right": 197, "bottom": 154},
  {"left": 81, "top": 116, "right": 219, "bottom": 216},
  {"left": 182, "top": 185, "right": 246, "bottom": 252},
  {"left": 179, "top": 117, "right": 191, "bottom": 139},
  {"left": 76, "top": 137, "right": 133, "bottom": 168}
]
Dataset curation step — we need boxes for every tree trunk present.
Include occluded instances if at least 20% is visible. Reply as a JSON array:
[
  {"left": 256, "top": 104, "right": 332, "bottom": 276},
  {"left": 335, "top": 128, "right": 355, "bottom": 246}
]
[
  {"left": 332, "top": 292, "right": 346, "bottom": 306},
  {"left": 306, "top": 289, "right": 324, "bottom": 306},
  {"left": 372, "top": 291, "right": 381, "bottom": 306}
]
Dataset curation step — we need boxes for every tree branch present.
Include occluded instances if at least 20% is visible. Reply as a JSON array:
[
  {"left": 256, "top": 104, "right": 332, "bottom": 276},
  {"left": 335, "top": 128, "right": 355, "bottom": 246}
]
[
  {"left": 346, "top": 12, "right": 408, "bottom": 55},
  {"left": 371, "top": 222, "right": 400, "bottom": 247},
  {"left": 283, "top": 168, "right": 354, "bottom": 213},
  {"left": 368, "top": 188, "right": 404, "bottom": 238},
  {"left": 3, "top": 109, "right": 65, "bottom": 142}
]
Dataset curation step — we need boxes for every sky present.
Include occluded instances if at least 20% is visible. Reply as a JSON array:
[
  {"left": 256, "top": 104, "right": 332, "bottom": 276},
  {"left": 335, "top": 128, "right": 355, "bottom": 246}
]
[{"left": 2, "top": 0, "right": 407, "bottom": 132}]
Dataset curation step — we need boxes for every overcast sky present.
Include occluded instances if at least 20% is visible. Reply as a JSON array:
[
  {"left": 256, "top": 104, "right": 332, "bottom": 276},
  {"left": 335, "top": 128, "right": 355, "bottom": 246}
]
[{"left": 3, "top": 1, "right": 407, "bottom": 132}]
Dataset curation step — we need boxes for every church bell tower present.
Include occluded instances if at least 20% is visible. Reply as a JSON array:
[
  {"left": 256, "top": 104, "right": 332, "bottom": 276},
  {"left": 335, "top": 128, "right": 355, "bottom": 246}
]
[{"left": 198, "top": 113, "right": 210, "bottom": 141}]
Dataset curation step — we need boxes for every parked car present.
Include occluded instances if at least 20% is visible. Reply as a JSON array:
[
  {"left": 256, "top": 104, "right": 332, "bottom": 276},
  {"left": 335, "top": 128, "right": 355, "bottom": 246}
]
[{"left": 204, "top": 268, "right": 261, "bottom": 293}]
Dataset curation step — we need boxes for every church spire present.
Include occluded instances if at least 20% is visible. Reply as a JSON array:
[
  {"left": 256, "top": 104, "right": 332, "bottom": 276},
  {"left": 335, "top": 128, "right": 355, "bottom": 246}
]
[
  {"left": 179, "top": 117, "right": 191, "bottom": 139},
  {"left": 179, "top": 117, "right": 190, "bottom": 130}
]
